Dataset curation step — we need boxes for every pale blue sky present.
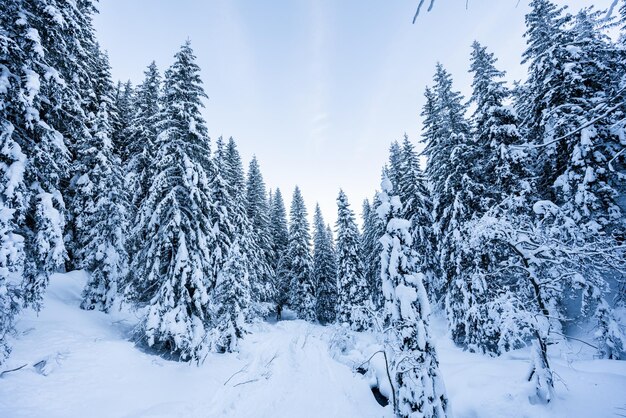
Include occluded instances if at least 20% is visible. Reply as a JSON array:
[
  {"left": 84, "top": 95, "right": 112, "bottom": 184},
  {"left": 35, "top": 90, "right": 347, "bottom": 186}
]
[{"left": 94, "top": 0, "right": 610, "bottom": 227}]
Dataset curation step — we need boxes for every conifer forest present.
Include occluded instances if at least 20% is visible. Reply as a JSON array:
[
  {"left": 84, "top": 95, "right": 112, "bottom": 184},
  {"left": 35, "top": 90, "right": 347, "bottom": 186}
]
[{"left": 1, "top": 1, "right": 626, "bottom": 417}]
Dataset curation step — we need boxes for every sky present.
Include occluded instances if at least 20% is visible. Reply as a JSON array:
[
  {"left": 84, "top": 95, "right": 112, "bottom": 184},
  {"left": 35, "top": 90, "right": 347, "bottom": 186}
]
[{"left": 93, "top": 0, "right": 612, "bottom": 228}]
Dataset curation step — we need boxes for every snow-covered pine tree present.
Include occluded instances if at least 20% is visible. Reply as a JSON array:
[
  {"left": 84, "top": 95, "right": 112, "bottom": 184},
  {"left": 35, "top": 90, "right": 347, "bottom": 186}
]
[
  {"left": 43, "top": 0, "right": 101, "bottom": 274},
  {"left": 420, "top": 64, "right": 482, "bottom": 346},
  {"left": 397, "top": 135, "right": 438, "bottom": 302},
  {"left": 448, "top": 41, "right": 535, "bottom": 355},
  {"left": 0, "top": 0, "right": 83, "bottom": 312},
  {"left": 286, "top": 187, "right": 316, "bottom": 321},
  {"left": 519, "top": 3, "right": 625, "bottom": 237},
  {"left": 210, "top": 239, "right": 251, "bottom": 353},
  {"left": 552, "top": 9, "right": 626, "bottom": 237},
  {"left": 377, "top": 174, "right": 449, "bottom": 418},
  {"left": 518, "top": 0, "right": 571, "bottom": 199},
  {"left": 269, "top": 188, "right": 288, "bottom": 269},
  {"left": 0, "top": 0, "right": 107, "bottom": 360},
  {"left": 112, "top": 80, "right": 134, "bottom": 163},
  {"left": 245, "top": 155, "right": 275, "bottom": 305},
  {"left": 469, "top": 41, "right": 531, "bottom": 206},
  {"left": 361, "top": 195, "right": 385, "bottom": 308},
  {"left": 519, "top": 1, "right": 626, "bottom": 359},
  {"left": 224, "top": 138, "right": 246, "bottom": 207},
  {"left": 207, "top": 137, "right": 236, "bottom": 291},
  {"left": 269, "top": 188, "right": 290, "bottom": 310},
  {"left": 131, "top": 42, "right": 214, "bottom": 361},
  {"left": 268, "top": 189, "right": 274, "bottom": 215},
  {"left": 126, "top": 62, "right": 161, "bottom": 218},
  {"left": 0, "top": 0, "right": 29, "bottom": 360},
  {"left": 312, "top": 204, "right": 337, "bottom": 324},
  {"left": 335, "top": 190, "right": 370, "bottom": 330},
  {"left": 387, "top": 141, "right": 403, "bottom": 189},
  {"left": 72, "top": 48, "right": 129, "bottom": 312},
  {"left": 216, "top": 137, "right": 268, "bottom": 318}
]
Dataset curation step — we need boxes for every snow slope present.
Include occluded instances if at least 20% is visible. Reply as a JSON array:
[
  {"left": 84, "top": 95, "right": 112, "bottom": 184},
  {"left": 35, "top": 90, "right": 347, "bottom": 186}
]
[{"left": 1, "top": 272, "right": 625, "bottom": 418}]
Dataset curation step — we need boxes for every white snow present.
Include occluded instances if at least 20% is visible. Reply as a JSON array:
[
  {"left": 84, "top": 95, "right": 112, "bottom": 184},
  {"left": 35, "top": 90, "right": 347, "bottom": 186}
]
[{"left": 1, "top": 272, "right": 625, "bottom": 418}]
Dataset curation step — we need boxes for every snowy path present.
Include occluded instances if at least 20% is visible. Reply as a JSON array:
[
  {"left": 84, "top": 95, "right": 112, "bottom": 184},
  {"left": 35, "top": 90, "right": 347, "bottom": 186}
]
[
  {"left": 0, "top": 272, "right": 384, "bottom": 418},
  {"left": 1, "top": 271, "right": 625, "bottom": 418},
  {"left": 204, "top": 322, "right": 382, "bottom": 418}
]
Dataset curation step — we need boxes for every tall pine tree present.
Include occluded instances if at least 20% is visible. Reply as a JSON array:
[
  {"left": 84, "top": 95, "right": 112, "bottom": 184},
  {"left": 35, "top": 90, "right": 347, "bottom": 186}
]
[
  {"left": 378, "top": 174, "right": 449, "bottom": 418},
  {"left": 270, "top": 188, "right": 290, "bottom": 311},
  {"left": 335, "top": 190, "right": 370, "bottom": 330},
  {"left": 72, "top": 48, "right": 128, "bottom": 312},
  {"left": 361, "top": 195, "right": 385, "bottom": 308},
  {"left": 130, "top": 42, "right": 214, "bottom": 361},
  {"left": 312, "top": 204, "right": 337, "bottom": 324},
  {"left": 286, "top": 187, "right": 316, "bottom": 321},
  {"left": 421, "top": 64, "right": 481, "bottom": 345},
  {"left": 245, "top": 156, "right": 275, "bottom": 305}
]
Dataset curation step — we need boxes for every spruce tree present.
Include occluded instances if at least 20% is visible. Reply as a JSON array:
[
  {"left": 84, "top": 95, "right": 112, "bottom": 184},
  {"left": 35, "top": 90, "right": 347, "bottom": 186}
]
[
  {"left": 286, "top": 187, "right": 316, "bottom": 321},
  {"left": 72, "top": 49, "right": 129, "bottom": 312},
  {"left": 335, "top": 190, "right": 370, "bottom": 330},
  {"left": 313, "top": 204, "right": 337, "bottom": 324},
  {"left": 245, "top": 156, "right": 275, "bottom": 304},
  {"left": 270, "top": 188, "right": 290, "bottom": 309},
  {"left": 361, "top": 196, "right": 385, "bottom": 308},
  {"left": 126, "top": 62, "right": 161, "bottom": 218},
  {"left": 216, "top": 137, "right": 268, "bottom": 317},
  {"left": 552, "top": 9, "right": 626, "bottom": 236},
  {"left": 0, "top": 0, "right": 104, "bottom": 360},
  {"left": 207, "top": 137, "right": 236, "bottom": 290},
  {"left": 469, "top": 41, "right": 531, "bottom": 205},
  {"left": 0, "top": 0, "right": 86, "bottom": 311},
  {"left": 387, "top": 140, "right": 403, "bottom": 188},
  {"left": 112, "top": 80, "right": 134, "bottom": 163},
  {"left": 450, "top": 41, "right": 534, "bottom": 355},
  {"left": 518, "top": 0, "right": 571, "bottom": 198},
  {"left": 518, "top": 1, "right": 626, "bottom": 361},
  {"left": 210, "top": 240, "right": 251, "bottom": 353},
  {"left": 0, "top": 1, "right": 28, "bottom": 359},
  {"left": 421, "top": 64, "right": 481, "bottom": 345},
  {"left": 378, "top": 174, "right": 449, "bottom": 418},
  {"left": 397, "top": 136, "right": 438, "bottom": 301},
  {"left": 131, "top": 42, "right": 214, "bottom": 361}
]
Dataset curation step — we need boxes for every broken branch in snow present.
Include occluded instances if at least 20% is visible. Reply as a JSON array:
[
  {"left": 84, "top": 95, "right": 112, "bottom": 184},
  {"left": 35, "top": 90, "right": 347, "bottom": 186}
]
[
  {"left": 0, "top": 363, "right": 28, "bottom": 378},
  {"left": 223, "top": 364, "right": 249, "bottom": 386},
  {"left": 356, "top": 350, "right": 397, "bottom": 412},
  {"left": 265, "top": 353, "right": 278, "bottom": 368},
  {"left": 233, "top": 378, "right": 259, "bottom": 387}
]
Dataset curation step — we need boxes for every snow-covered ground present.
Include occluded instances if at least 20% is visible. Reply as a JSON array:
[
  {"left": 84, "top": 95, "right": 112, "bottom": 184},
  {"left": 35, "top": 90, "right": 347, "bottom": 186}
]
[{"left": 1, "top": 272, "right": 625, "bottom": 418}]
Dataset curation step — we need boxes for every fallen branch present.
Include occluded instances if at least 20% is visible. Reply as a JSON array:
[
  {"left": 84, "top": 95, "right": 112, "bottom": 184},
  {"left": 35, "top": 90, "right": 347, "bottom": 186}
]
[
  {"left": 356, "top": 350, "right": 397, "bottom": 412},
  {"left": 233, "top": 378, "right": 259, "bottom": 387},
  {"left": 223, "top": 364, "right": 249, "bottom": 386},
  {"left": 0, "top": 363, "right": 28, "bottom": 378},
  {"left": 265, "top": 353, "right": 278, "bottom": 368}
]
